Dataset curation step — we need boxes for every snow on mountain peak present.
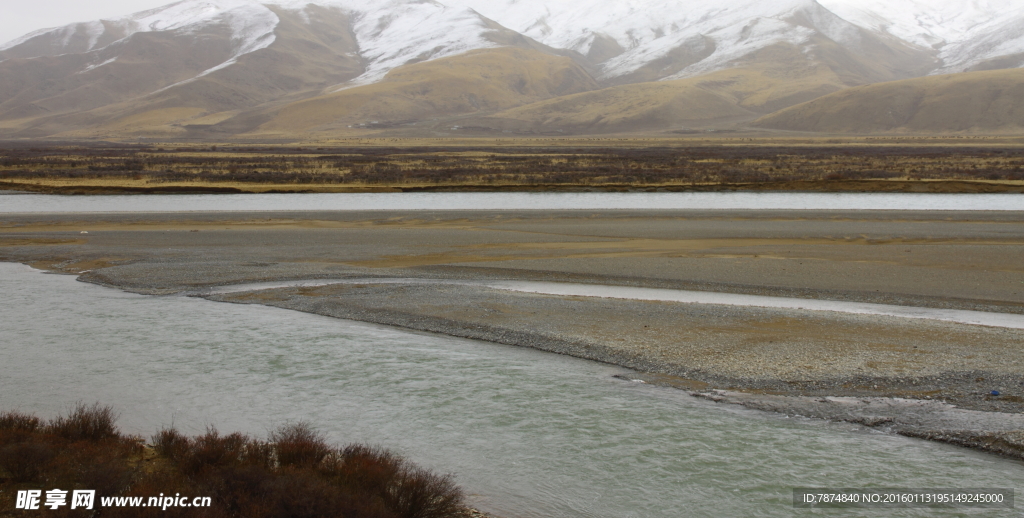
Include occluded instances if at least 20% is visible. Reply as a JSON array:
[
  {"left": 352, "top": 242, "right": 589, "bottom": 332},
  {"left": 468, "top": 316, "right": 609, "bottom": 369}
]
[
  {"left": 444, "top": 0, "right": 861, "bottom": 79},
  {"left": 5, "top": 0, "right": 1024, "bottom": 88},
  {"left": 311, "top": 0, "right": 502, "bottom": 86},
  {"left": 2, "top": 0, "right": 279, "bottom": 53},
  {"left": 819, "top": 0, "right": 1024, "bottom": 71}
]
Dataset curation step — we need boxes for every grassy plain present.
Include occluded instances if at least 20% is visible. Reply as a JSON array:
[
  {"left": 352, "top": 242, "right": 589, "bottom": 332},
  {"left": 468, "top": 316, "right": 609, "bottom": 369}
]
[{"left": 2, "top": 137, "right": 1024, "bottom": 194}]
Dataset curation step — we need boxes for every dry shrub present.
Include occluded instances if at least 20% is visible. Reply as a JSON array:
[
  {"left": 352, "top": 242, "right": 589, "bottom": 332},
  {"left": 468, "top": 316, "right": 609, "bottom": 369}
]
[
  {"left": 0, "top": 403, "right": 140, "bottom": 506},
  {"left": 1, "top": 407, "right": 468, "bottom": 518},
  {"left": 259, "top": 469, "right": 389, "bottom": 518},
  {"left": 152, "top": 426, "right": 191, "bottom": 460},
  {"left": 50, "top": 440, "right": 140, "bottom": 496},
  {"left": 335, "top": 445, "right": 466, "bottom": 518},
  {"left": 46, "top": 402, "right": 120, "bottom": 441},
  {"left": 177, "top": 428, "right": 260, "bottom": 477},
  {"left": 270, "top": 422, "right": 332, "bottom": 468},
  {"left": 0, "top": 410, "right": 57, "bottom": 483},
  {"left": 0, "top": 410, "right": 41, "bottom": 432},
  {"left": 151, "top": 425, "right": 467, "bottom": 518},
  {"left": 387, "top": 467, "right": 466, "bottom": 518},
  {"left": 0, "top": 441, "right": 56, "bottom": 482}
]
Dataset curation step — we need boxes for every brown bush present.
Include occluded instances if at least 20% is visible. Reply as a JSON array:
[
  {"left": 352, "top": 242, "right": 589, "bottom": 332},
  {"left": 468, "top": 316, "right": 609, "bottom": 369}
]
[
  {"left": 270, "top": 422, "right": 332, "bottom": 469},
  {"left": 175, "top": 428, "right": 266, "bottom": 477},
  {"left": 0, "top": 440, "right": 56, "bottom": 482},
  {"left": 333, "top": 445, "right": 466, "bottom": 518},
  {"left": 0, "top": 410, "right": 41, "bottom": 432},
  {"left": 152, "top": 426, "right": 191, "bottom": 459},
  {"left": 46, "top": 402, "right": 120, "bottom": 441},
  {"left": 149, "top": 425, "right": 467, "bottom": 518},
  {"left": 0, "top": 405, "right": 470, "bottom": 518}
]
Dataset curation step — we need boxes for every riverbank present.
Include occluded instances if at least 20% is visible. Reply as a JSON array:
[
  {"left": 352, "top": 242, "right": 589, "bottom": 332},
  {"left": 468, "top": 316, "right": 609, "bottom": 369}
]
[
  {"left": 4, "top": 178, "right": 1024, "bottom": 194},
  {"left": 201, "top": 280, "right": 1024, "bottom": 459},
  {"left": 12, "top": 259, "right": 1022, "bottom": 518},
  {"left": 2, "top": 208, "right": 1023, "bottom": 459}
]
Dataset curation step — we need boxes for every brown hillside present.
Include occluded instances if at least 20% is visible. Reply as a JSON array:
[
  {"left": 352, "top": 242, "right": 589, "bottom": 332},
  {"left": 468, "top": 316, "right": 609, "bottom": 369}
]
[
  {"left": 753, "top": 68, "right": 1024, "bottom": 133},
  {"left": 458, "top": 44, "right": 857, "bottom": 134},
  {"left": 249, "top": 47, "right": 598, "bottom": 136},
  {"left": 416, "top": 37, "right": 936, "bottom": 135},
  {"left": 0, "top": 6, "right": 365, "bottom": 138},
  {"left": 470, "top": 79, "right": 753, "bottom": 134}
]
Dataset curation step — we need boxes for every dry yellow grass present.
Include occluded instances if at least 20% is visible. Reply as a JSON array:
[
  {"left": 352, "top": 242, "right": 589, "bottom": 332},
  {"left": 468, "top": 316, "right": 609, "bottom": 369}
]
[
  {"left": 293, "top": 136, "right": 1024, "bottom": 147},
  {"left": 754, "top": 68, "right": 1024, "bottom": 133},
  {"left": 248, "top": 43, "right": 872, "bottom": 137},
  {"left": 85, "top": 107, "right": 209, "bottom": 137},
  {"left": 456, "top": 48, "right": 854, "bottom": 133},
  {"left": 4, "top": 138, "right": 1024, "bottom": 194},
  {"left": 252, "top": 47, "right": 597, "bottom": 136},
  {"left": 477, "top": 80, "right": 751, "bottom": 132}
]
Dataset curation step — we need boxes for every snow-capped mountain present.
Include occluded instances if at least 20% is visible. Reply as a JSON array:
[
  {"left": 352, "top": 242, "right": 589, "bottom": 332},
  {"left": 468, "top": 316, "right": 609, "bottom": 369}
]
[
  {"left": 1, "top": 0, "right": 1023, "bottom": 137},
  {"left": 0, "top": 0, "right": 508, "bottom": 87},
  {"left": 818, "top": 0, "right": 1024, "bottom": 72},
  {"left": 446, "top": 0, "right": 871, "bottom": 80},
  {"left": 0, "top": 0, "right": 278, "bottom": 71},
  {"left": 6, "top": 0, "right": 1024, "bottom": 87},
  {"left": 271, "top": 0, "right": 522, "bottom": 87}
]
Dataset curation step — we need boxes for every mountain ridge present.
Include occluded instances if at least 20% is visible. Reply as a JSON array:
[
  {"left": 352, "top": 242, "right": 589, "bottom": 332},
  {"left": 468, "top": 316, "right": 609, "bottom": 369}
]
[
  {"left": 752, "top": 67, "right": 1024, "bottom": 133},
  {"left": 1, "top": 0, "right": 1023, "bottom": 137}
]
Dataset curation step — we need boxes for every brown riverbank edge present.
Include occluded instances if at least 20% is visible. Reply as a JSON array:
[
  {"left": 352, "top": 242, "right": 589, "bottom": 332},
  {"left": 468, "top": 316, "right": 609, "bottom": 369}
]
[
  {"left": 3, "top": 178, "right": 1024, "bottom": 194},
  {"left": 2, "top": 209, "right": 1023, "bottom": 461}
]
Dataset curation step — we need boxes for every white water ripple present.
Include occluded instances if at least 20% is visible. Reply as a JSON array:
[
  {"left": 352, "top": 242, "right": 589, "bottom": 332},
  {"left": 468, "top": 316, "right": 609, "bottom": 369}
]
[{"left": 209, "top": 278, "right": 1024, "bottom": 330}]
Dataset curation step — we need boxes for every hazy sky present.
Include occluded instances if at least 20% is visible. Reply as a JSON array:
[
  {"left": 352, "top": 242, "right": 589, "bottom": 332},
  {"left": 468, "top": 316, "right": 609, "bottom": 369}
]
[{"left": 1, "top": 0, "right": 171, "bottom": 45}]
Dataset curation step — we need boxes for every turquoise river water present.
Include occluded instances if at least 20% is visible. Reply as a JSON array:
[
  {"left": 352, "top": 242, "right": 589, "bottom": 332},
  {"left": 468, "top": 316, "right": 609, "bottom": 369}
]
[{"left": 1, "top": 262, "right": 1023, "bottom": 517}]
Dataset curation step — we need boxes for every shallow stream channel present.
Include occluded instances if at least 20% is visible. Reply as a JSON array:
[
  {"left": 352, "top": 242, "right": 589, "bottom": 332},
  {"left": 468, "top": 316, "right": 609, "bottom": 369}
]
[
  {"left": 2, "top": 191, "right": 1023, "bottom": 212},
  {"left": 2, "top": 262, "right": 1023, "bottom": 517}
]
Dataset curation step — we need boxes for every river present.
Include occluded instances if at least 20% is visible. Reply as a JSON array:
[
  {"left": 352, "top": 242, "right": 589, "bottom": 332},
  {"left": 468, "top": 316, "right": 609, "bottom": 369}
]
[
  {"left": 1, "top": 191, "right": 1022, "bottom": 212},
  {"left": 1, "top": 262, "right": 1021, "bottom": 517}
]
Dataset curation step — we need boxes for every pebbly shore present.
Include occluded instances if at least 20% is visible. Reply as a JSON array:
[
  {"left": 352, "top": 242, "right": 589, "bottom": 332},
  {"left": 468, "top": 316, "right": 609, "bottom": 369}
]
[{"left": 2, "top": 209, "right": 1024, "bottom": 459}]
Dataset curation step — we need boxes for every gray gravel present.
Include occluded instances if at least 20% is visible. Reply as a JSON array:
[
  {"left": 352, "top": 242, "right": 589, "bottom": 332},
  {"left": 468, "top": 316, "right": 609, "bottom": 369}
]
[
  {"left": 3, "top": 208, "right": 1024, "bottom": 459},
  {"left": 203, "top": 281, "right": 1024, "bottom": 459}
]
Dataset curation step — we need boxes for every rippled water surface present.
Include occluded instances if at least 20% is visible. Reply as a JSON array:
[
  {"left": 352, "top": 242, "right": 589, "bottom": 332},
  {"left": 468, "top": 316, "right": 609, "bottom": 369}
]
[
  {"left": 2, "top": 262, "right": 1022, "bottom": 517},
  {"left": 2, "top": 191, "right": 1023, "bottom": 212}
]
